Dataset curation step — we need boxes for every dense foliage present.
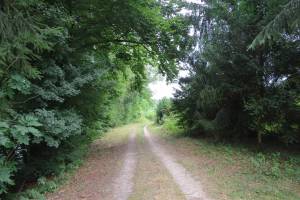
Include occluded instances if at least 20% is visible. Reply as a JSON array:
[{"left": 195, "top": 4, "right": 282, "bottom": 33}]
[
  {"left": 156, "top": 98, "right": 172, "bottom": 124},
  {"left": 0, "top": 0, "right": 187, "bottom": 197},
  {"left": 1, "top": 0, "right": 299, "bottom": 197},
  {"left": 173, "top": 0, "right": 300, "bottom": 144}
]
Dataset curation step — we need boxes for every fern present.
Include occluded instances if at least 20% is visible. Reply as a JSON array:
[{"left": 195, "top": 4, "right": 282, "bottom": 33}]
[{"left": 0, "top": 159, "right": 16, "bottom": 194}]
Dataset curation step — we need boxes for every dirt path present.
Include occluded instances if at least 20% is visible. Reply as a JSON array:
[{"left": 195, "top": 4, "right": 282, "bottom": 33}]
[
  {"left": 47, "top": 123, "right": 300, "bottom": 200},
  {"left": 47, "top": 124, "right": 211, "bottom": 200},
  {"left": 113, "top": 132, "right": 137, "bottom": 200},
  {"left": 144, "top": 126, "right": 209, "bottom": 200},
  {"left": 129, "top": 127, "right": 185, "bottom": 200},
  {"left": 46, "top": 124, "right": 135, "bottom": 200}
]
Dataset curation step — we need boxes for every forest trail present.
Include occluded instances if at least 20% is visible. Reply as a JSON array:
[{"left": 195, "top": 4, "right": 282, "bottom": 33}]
[
  {"left": 46, "top": 124, "right": 210, "bottom": 200},
  {"left": 113, "top": 132, "right": 137, "bottom": 200},
  {"left": 144, "top": 126, "right": 208, "bottom": 200}
]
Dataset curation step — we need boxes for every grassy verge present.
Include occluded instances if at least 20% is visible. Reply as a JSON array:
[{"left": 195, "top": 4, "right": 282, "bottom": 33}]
[{"left": 149, "top": 123, "right": 300, "bottom": 200}]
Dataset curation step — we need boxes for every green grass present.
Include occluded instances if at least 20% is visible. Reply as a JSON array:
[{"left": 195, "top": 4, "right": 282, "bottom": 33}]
[
  {"left": 196, "top": 139, "right": 300, "bottom": 200},
  {"left": 150, "top": 123, "right": 300, "bottom": 200}
]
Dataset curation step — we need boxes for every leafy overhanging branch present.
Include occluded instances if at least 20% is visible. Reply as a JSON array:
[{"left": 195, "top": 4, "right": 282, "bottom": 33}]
[{"left": 249, "top": 0, "right": 300, "bottom": 49}]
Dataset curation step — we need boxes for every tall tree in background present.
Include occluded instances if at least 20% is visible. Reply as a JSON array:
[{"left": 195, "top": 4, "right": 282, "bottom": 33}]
[{"left": 174, "top": 0, "right": 300, "bottom": 144}]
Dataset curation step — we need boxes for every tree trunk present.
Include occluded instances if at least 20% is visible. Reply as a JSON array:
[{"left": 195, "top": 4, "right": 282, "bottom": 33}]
[{"left": 257, "top": 131, "right": 262, "bottom": 144}]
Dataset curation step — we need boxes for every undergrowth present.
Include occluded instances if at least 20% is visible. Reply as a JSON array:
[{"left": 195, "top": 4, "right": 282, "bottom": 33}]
[{"left": 5, "top": 131, "right": 98, "bottom": 200}]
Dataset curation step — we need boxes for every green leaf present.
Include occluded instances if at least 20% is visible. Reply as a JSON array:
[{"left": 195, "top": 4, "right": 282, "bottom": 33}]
[
  {"left": 0, "top": 122, "right": 11, "bottom": 147},
  {"left": 11, "top": 125, "right": 30, "bottom": 145},
  {"left": 0, "top": 134, "right": 11, "bottom": 147},
  {"left": 0, "top": 166, "right": 14, "bottom": 185},
  {"left": 8, "top": 74, "right": 31, "bottom": 94},
  {"left": 19, "top": 115, "right": 42, "bottom": 127},
  {"left": 16, "top": 135, "right": 30, "bottom": 145},
  {"left": 27, "top": 127, "right": 42, "bottom": 137},
  {"left": 0, "top": 158, "right": 16, "bottom": 194},
  {"left": 0, "top": 122, "right": 9, "bottom": 129},
  {"left": 44, "top": 136, "right": 59, "bottom": 148}
]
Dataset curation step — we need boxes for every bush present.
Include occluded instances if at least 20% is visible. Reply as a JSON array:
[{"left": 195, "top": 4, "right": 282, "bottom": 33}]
[
  {"left": 156, "top": 98, "right": 172, "bottom": 124},
  {"left": 162, "top": 114, "right": 184, "bottom": 135}
]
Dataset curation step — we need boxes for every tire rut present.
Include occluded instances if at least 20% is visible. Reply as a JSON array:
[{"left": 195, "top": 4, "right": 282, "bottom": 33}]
[
  {"left": 113, "top": 132, "right": 137, "bottom": 200},
  {"left": 144, "top": 126, "right": 211, "bottom": 200}
]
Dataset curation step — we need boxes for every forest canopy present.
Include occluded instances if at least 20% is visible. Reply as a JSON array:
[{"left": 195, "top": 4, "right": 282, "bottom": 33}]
[
  {"left": 0, "top": 0, "right": 299, "bottom": 198},
  {"left": 0, "top": 0, "right": 188, "bottom": 197}
]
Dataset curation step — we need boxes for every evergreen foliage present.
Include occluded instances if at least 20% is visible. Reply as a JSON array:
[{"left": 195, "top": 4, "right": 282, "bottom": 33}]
[
  {"left": 0, "top": 0, "right": 186, "bottom": 197},
  {"left": 250, "top": 0, "right": 300, "bottom": 48},
  {"left": 0, "top": 0, "right": 299, "bottom": 197},
  {"left": 173, "top": 0, "right": 300, "bottom": 144}
]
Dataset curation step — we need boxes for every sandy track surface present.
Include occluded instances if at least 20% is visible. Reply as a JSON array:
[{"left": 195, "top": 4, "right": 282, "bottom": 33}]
[
  {"left": 46, "top": 125, "right": 135, "bottom": 200},
  {"left": 46, "top": 142, "right": 126, "bottom": 200},
  {"left": 144, "top": 126, "right": 209, "bottom": 200},
  {"left": 129, "top": 129, "right": 185, "bottom": 200},
  {"left": 113, "top": 132, "right": 137, "bottom": 200},
  {"left": 47, "top": 124, "right": 211, "bottom": 200}
]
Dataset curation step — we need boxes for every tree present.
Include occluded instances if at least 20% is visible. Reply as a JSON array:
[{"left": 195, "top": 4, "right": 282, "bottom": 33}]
[
  {"left": 250, "top": 0, "right": 300, "bottom": 48},
  {"left": 156, "top": 98, "right": 172, "bottom": 124},
  {"left": 173, "top": 0, "right": 300, "bottom": 144},
  {"left": 0, "top": 0, "right": 187, "bottom": 197}
]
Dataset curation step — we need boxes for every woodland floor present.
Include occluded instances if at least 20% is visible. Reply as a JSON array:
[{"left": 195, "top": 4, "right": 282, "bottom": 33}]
[{"left": 46, "top": 123, "right": 300, "bottom": 200}]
